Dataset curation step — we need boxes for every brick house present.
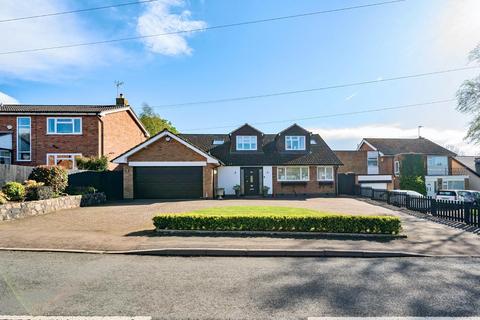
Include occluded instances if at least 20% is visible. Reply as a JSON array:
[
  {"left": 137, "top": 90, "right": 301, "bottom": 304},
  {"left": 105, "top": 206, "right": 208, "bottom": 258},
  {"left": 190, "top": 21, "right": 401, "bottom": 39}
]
[
  {"left": 339, "top": 137, "right": 466, "bottom": 196},
  {"left": 0, "top": 95, "right": 149, "bottom": 170},
  {"left": 113, "top": 123, "right": 342, "bottom": 199}
]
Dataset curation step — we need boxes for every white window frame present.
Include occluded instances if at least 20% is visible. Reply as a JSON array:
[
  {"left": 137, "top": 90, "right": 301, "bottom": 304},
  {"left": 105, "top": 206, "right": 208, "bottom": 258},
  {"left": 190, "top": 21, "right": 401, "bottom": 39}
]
[
  {"left": 277, "top": 166, "right": 310, "bottom": 182},
  {"left": 46, "top": 153, "right": 82, "bottom": 170},
  {"left": 317, "top": 166, "right": 334, "bottom": 181},
  {"left": 47, "top": 117, "right": 82, "bottom": 135},
  {"left": 0, "top": 150, "right": 11, "bottom": 164},
  {"left": 394, "top": 160, "right": 400, "bottom": 176},
  {"left": 285, "top": 136, "right": 306, "bottom": 151},
  {"left": 367, "top": 151, "right": 379, "bottom": 174},
  {"left": 16, "top": 116, "right": 31, "bottom": 162},
  {"left": 236, "top": 135, "right": 257, "bottom": 151}
]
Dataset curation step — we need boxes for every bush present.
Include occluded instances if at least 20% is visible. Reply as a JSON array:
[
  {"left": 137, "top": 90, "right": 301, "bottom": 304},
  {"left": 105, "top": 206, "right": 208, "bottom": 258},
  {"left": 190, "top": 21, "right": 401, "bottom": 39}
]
[
  {"left": 76, "top": 156, "right": 108, "bottom": 171},
  {"left": 399, "top": 175, "right": 427, "bottom": 195},
  {"left": 153, "top": 214, "right": 402, "bottom": 235},
  {"left": 67, "top": 186, "right": 97, "bottom": 195},
  {"left": 0, "top": 191, "right": 7, "bottom": 204},
  {"left": 2, "top": 182, "right": 26, "bottom": 201},
  {"left": 25, "top": 180, "right": 55, "bottom": 201},
  {"left": 28, "top": 166, "right": 68, "bottom": 194}
]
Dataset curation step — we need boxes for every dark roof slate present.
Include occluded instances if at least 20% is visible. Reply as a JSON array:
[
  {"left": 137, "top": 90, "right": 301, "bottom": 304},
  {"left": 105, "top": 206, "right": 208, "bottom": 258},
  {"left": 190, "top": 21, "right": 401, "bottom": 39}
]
[
  {"left": 363, "top": 138, "right": 456, "bottom": 156},
  {"left": 0, "top": 104, "right": 125, "bottom": 114},
  {"left": 179, "top": 133, "right": 342, "bottom": 166}
]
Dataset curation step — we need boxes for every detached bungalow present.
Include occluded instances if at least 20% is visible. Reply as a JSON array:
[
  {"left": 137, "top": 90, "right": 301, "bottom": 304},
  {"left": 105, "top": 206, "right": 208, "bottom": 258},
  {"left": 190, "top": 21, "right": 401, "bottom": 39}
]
[{"left": 113, "top": 124, "right": 342, "bottom": 199}]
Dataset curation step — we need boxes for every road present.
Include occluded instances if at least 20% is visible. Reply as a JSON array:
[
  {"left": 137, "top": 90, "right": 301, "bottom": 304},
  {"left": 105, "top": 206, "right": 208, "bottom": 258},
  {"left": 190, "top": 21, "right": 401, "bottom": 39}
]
[{"left": 0, "top": 252, "right": 479, "bottom": 319}]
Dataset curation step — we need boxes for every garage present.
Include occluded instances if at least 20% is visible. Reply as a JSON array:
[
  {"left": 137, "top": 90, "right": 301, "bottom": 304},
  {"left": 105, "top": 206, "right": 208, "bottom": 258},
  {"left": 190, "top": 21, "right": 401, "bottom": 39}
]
[{"left": 133, "top": 166, "right": 203, "bottom": 199}]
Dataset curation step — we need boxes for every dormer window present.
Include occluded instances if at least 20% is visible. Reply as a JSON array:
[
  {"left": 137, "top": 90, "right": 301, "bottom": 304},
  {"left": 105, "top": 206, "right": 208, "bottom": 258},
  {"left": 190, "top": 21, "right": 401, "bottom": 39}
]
[
  {"left": 236, "top": 136, "right": 257, "bottom": 151},
  {"left": 285, "top": 136, "right": 305, "bottom": 151}
]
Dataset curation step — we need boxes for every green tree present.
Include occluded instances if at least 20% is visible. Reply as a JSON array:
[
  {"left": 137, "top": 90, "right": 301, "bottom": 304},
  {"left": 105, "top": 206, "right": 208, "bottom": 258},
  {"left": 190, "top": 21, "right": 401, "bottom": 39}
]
[
  {"left": 457, "top": 44, "right": 480, "bottom": 143},
  {"left": 399, "top": 154, "right": 427, "bottom": 195},
  {"left": 139, "top": 103, "right": 177, "bottom": 135}
]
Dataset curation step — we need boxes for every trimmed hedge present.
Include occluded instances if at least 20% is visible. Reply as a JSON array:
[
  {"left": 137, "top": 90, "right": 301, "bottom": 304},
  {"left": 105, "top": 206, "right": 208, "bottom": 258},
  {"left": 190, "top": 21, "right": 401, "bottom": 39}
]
[{"left": 153, "top": 214, "right": 402, "bottom": 235}]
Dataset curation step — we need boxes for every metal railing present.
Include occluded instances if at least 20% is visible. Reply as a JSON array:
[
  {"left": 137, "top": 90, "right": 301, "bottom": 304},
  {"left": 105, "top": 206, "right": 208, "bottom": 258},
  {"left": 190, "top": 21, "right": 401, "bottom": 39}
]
[{"left": 356, "top": 186, "right": 479, "bottom": 227}]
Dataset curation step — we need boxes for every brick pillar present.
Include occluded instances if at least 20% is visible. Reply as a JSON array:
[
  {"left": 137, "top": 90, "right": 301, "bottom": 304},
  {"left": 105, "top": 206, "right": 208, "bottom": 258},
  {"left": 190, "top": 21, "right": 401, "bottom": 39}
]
[{"left": 123, "top": 165, "right": 134, "bottom": 199}]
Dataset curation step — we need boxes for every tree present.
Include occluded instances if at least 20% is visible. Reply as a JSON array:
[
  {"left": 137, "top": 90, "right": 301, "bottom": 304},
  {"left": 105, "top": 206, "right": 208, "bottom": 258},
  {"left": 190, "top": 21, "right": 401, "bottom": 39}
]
[
  {"left": 457, "top": 44, "right": 480, "bottom": 143},
  {"left": 139, "top": 103, "right": 178, "bottom": 135}
]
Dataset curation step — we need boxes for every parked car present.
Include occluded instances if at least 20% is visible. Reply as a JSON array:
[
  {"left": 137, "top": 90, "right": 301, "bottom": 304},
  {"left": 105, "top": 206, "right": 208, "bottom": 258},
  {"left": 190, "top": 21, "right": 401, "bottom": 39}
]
[
  {"left": 392, "top": 190, "right": 425, "bottom": 197},
  {"left": 457, "top": 190, "right": 480, "bottom": 205},
  {"left": 435, "top": 190, "right": 459, "bottom": 201},
  {"left": 389, "top": 189, "right": 425, "bottom": 207}
]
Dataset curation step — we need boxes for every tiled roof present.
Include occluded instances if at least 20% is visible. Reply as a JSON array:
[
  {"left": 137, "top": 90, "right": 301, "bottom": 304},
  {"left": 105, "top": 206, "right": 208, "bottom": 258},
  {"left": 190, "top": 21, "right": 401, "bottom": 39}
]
[
  {"left": 363, "top": 137, "right": 456, "bottom": 156},
  {"left": 0, "top": 104, "right": 126, "bottom": 114},
  {"left": 179, "top": 133, "right": 342, "bottom": 166},
  {"left": 454, "top": 156, "right": 478, "bottom": 174}
]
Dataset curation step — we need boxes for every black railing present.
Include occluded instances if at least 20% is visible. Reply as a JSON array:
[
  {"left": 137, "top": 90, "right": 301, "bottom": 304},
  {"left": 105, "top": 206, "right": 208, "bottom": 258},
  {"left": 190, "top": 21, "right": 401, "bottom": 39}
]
[{"left": 356, "top": 186, "right": 480, "bottom": 227}]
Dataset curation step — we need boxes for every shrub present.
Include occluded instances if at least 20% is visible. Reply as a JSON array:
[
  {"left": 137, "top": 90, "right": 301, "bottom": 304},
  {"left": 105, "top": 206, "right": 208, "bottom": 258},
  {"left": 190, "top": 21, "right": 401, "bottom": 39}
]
[
  {"left": 2, "top": 182, "right": 26, "bottom": 201},
  {"left": 153, "top": 214, "right": 402, "bottom": 235},
  {"left": 0, "top": 191, "right": 7, "bottom": 204},
  {"left": 76, "top": 156, "right": 108, "bottom": 171},
  {"left": 67, "top": 186, "right": 97, "bottom": 195},
  {"left": 399, "top": 175, "right": 427, "bottom": 196},
  {"left": 25, "top": 180, "right": 55, "bottom": 201},
  {"left": 28, "top": 166, "right": 68, "bottom": 194}
]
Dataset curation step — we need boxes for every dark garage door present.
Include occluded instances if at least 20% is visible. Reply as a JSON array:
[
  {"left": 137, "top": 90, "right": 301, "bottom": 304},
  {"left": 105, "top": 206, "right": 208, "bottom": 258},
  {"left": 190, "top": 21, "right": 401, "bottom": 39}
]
[{"left": 133, "top": 166, "right": 203, "bottom": 199}]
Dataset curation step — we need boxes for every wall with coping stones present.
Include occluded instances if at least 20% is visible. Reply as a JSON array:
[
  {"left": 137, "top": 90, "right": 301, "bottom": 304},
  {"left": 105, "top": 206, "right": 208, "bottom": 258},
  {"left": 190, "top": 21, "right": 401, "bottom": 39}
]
[{"left": 0, "top": 192, "right": 106, "bottom": 221}]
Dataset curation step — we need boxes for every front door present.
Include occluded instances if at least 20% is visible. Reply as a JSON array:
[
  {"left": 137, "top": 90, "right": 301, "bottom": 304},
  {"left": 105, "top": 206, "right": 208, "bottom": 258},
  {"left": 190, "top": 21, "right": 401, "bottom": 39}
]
[
  {"left": 243, "top": 167, "right": 260, "bottom": 196},
  {"left": 425, "top": 179, "right": 436, "bottom": 197}
]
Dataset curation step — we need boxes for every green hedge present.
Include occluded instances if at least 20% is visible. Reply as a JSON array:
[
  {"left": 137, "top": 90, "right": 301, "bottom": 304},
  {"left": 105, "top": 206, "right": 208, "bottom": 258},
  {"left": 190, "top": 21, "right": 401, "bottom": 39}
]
[{"left": 153, "top": 214, "right": 401, "bottom": 234}]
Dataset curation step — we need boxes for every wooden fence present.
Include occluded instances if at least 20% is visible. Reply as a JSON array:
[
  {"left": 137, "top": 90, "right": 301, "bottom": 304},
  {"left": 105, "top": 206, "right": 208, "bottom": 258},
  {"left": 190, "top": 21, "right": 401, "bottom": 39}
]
[
  {"left": 356, "top": 186, "right": 480, "bottom": 227},
  {"left": 0, "top": 164, "right": 34, "bottom": 186}
]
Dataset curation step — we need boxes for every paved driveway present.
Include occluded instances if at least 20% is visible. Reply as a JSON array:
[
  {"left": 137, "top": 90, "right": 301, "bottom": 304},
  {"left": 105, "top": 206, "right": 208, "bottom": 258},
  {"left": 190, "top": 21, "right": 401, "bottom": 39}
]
[{"left": 0, "top": 198, "right": 478, "bottom": 256}]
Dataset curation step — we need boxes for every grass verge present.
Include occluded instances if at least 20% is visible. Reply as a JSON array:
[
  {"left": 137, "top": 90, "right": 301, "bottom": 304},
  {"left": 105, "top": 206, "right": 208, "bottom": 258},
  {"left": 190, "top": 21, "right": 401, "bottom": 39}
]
[{"left": 153, "top": 206, "right": 401, "bottom": 235}]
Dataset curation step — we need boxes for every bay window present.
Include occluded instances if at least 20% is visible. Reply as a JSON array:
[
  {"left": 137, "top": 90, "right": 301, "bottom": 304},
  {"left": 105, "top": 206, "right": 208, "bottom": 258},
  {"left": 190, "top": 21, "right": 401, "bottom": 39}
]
[
  {"left": 17, "top": 117, "right": 31, "bottom": 161},
  {"left": 285, "top": 136, "right": 306, "bottom": 150},
  {"left": 47, "top": 118, "right": 82, "bottom": 134},
  {"left": 317, "top": 166, "right": 334, "bottom": 181},
  {"left": 277, "top": 166, "right": 309, "bottom": 181}
]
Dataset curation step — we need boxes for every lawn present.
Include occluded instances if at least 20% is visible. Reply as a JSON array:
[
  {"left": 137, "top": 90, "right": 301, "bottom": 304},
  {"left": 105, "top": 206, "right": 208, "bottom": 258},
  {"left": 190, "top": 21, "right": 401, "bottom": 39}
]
[
  {"left": 153, "top": 206, "right": 402, "bottom": 234},
  {"left": 176, "top": 206, "right": 332, "bottom": 217}
]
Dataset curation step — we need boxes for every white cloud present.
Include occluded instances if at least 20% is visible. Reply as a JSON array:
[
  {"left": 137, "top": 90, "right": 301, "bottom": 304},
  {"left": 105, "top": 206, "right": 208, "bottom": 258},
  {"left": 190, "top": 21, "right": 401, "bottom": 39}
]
[
  {"left": 0, "top": 0, "right": 117, "bottom": 81},
  {"left": 309, "top": 124, "right": 479, "bottom": 155},
  {"left": 0, "top": 92, "right": 18, "bottom": 104},
  {"left": 136, "top": 0, "right": 207, "bottom": 56}
]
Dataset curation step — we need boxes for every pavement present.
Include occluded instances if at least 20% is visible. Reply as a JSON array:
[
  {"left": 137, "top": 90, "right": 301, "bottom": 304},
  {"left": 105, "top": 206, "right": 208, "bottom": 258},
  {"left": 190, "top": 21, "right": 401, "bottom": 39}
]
[
  {"left": 0, "top": 251, "right": 479, "bottom": 318},
  {"left": 0, "top": 198, "right": 479, "bottom": 256}
]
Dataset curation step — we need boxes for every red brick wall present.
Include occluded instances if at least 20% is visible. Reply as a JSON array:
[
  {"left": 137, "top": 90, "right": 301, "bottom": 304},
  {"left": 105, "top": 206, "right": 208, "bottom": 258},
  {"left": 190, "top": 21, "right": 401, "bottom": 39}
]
[
  {"left": 335, "top": 150, "right": 367, "bottom": 174},
  {"left": 0, "top": 115, "right": 100, "bottom": 166},
  {"left": 272, "top": 165, "right": 336, "bottom": 196},
  {"left": 102, "top": 111, "right": 147, "bottom": 170}
]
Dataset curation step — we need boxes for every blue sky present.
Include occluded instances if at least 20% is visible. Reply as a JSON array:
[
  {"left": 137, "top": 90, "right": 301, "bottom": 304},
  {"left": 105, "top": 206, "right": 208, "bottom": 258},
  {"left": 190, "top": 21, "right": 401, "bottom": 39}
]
[{"left": 1, "top": 0, "right": 479, "bottom": 153}]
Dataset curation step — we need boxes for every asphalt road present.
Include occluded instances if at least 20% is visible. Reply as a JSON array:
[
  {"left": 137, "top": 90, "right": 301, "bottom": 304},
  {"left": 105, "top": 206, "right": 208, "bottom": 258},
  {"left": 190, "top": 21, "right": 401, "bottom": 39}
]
[{"left": 0, "top": 252, "right": 479, "bottom": 319}]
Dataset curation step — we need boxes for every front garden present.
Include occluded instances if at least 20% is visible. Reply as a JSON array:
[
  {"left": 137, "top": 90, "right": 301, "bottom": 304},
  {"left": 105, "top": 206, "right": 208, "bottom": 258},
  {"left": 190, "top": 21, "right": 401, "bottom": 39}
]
[{"left": 153, "top": 206, "right": 402, "bottom": 235}]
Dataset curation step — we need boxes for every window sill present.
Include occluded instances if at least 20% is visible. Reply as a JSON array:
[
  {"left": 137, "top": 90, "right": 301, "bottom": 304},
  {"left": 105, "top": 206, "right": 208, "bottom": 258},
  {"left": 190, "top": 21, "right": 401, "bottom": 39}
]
[
  {"left": 46, "top": 133, "right": 83, "bottom": 136},
  {"left": 279, "top": 181, "right": 308, "bottom": 186},
  {"left": 318, "top": 180, "right": 334, "bottom": 185}
]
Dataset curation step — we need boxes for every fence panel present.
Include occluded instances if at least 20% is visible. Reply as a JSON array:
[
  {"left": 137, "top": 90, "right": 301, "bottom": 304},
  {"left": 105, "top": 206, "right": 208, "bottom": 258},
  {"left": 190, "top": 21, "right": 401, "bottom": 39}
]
[
  {"left": 0, "top": 164, "right": 34, "bottom": 186},
  {"left": 68, "top": 170, "right": 123, "bottom": 200}
]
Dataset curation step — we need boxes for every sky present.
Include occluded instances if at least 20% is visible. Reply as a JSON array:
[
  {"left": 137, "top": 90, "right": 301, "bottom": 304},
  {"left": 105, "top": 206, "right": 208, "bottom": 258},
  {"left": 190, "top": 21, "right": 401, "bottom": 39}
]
[{"left": 1, "top": 0, "right": 480, "bottom": 154}]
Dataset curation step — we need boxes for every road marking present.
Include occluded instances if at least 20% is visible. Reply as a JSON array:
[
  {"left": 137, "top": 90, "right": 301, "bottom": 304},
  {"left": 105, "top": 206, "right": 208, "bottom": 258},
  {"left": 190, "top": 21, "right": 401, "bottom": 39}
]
[
  {"left": 308, "top": 318, "right": 480, "bottom": 320},
  {"left": 0, "top": 317, "right": 151, "bottom": 320}
]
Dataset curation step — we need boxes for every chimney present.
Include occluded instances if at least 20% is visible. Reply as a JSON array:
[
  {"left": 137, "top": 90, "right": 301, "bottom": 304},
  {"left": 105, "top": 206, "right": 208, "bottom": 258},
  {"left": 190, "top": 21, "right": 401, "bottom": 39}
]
[
  {"left": 116, "top": 93, "right": 129, "bottom": 107},
  {"left": 475, "top": 158, "right": 480, "bottom": 174}
]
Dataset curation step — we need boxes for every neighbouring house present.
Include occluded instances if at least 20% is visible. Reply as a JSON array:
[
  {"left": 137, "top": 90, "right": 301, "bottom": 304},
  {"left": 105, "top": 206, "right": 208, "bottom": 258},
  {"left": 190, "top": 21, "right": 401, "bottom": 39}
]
[
  {"left": 0, "top": 95, "right": 149, "bottom": 170},
  {"left": 354, "top": 137, "right": 466, "bottom": 196},
  {"left": 113, "top": 123, "right": 342, "bottom": 199},
  {"left": 452, "top": 156, "right": 480, "bottom": 191}
]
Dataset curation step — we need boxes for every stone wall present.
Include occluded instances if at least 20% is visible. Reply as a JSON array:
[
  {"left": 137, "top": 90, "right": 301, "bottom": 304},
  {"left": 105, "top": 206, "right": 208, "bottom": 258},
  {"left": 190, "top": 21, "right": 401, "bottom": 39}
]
[{"left": 0, "top": 192, "right": 106, "bottom": 221}]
